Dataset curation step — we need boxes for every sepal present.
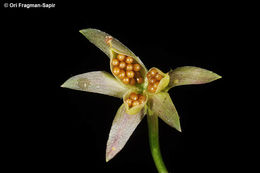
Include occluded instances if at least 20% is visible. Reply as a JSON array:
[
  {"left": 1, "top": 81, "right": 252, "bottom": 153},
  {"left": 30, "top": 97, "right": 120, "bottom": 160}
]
[
  {"left": 61, "top": 71, "right": 128, "bottom": 98},
  {"left": 106, "top": 104, "right": 145, "bottom": 162},
  {"left": 167, "top": 66, "right": 221, "bottom": 89}
]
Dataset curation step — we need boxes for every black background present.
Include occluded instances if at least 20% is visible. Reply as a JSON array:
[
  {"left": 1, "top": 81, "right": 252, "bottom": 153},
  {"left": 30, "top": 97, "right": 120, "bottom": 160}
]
[{"left": 3, "top": 2, "right": 245, "bottom": 173}]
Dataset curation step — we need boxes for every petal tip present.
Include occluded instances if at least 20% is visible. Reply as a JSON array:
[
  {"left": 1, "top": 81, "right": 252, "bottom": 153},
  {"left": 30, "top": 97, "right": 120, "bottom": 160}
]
[
  {"left": 211, "top": 73, "right": 222, "bottom": 82},
  {"left": 105, "top": 157, "right": 109, "bottom": 162},
  {"left": 105, "top": 149, "right": 114, "bottom": 162},
  {"left": 60, "top": 80, "right": 69, "bottom": 88},
  {"left": 105, "top": 154, "right": 113, "bottom": 162},
  {"left": 79, "top": 28, "right": 92, "bottom": 37},
  {"left": 79, "top": 30, "right": 84, "bottom": 34},
  {"left": 79, "top": 28, "right": 89, "bottom": 33},
  {"left": 105, "top": 152, "right": 110, "bottom": 162},
  {"left": 216, "top": 74, "right": 222, "bottom": 79},
  {"left": 174, "top": 121, "right": 182, "bottom": 132},
  {"left": 177, "top": 126, "right": 182, "bottom": 132},
  {"left": 60, "top": 78, "right": 76, "bottom": 89}
]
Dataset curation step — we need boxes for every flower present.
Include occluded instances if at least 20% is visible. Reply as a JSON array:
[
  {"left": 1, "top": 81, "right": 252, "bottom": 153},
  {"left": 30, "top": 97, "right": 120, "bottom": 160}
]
[{"left": 61, "top": 28, "right": 221, "bottom": 173}]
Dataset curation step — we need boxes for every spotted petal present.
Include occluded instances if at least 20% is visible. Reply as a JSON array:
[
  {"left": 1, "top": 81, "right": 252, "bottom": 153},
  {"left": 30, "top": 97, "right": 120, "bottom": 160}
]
[
  {"left": 106, "top": 104, "right": 145, "bottom": 162},
  {"left": 148, "top": 92, "right": 181, "bottom": 132},
  {"left": 167, "top": 66, "right": 221, "bottom": 89},
  {"left": 61, "top": 71, "right": 128, "bottom": 98}
]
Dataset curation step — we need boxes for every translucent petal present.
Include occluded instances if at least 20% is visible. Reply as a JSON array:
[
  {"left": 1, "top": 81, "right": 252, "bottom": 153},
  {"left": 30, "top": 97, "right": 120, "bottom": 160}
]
[
  {"left": 167, "top": 66, "right": 222, "bottom": 89},
  {"left": 80, "top": 28, "right": 147, "bottom": 72},
  {"left": 79, "top": 29, "right": 111, "bottom": 57},
  {"left": 106, "top": 104, "right": 145, "bottom": 162},
  {"left": 61, "top": 71, "right": 128, "bottom": 98},
  {"left": 148, "top": 92, "right": 181, "bottom": 132}
]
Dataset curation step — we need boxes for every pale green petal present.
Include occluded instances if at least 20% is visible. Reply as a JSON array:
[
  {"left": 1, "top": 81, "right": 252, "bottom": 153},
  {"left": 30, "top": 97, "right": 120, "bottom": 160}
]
[
  {"left": 167, "top": 66, "right": 222, "bottom": 89},
  {"left": 80, "top": 28, "right": 147, "bottom": 72},
  {"left": 61, "top": 71, "right": 128, "bottom": 98},
  {"left": 80, "top": 28, "right": 135, "bottom": 58},
  {"left": 148, "top": 92, "right": 181, "bottom": 132},
  {"left": 106, "top": 104, "right": 145, "bottom": 162},
  {"left": 79, "top": 28, "right": 111, "bottom": 57}
]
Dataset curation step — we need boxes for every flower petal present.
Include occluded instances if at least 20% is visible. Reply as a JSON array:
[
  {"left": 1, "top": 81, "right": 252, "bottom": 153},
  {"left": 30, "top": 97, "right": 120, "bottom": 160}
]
[
  {"left": 167, "top": 66, "right": 222, "bottom": 89},
  {"left": 80, "top": 28, "right": 147, "bottom": 71},
  {"left": 79, "top": 28, "right": 111, "bottom": 57},
  {"left": 106, "top": 104, "right": 145, "bottom": 162},
  {"left": 61, "top": 71, "right": 128, "bottom": 98},
  {"left": 80, "top": 28, "right": 135, "bottom": 58},
  {"left": 148, "top": 92, "right": 181, "bottom": 132}
]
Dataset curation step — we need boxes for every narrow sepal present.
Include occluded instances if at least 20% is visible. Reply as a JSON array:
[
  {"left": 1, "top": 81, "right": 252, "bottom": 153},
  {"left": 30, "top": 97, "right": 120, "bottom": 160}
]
[
  {"left": 61, "top": 71, "right": 128, "bottom": 98},
  {"left": 106, "top": 104, "right": 145, "bottom": 162},
  {"left": 167, "top": 66, "right": 222, "bottom": 89},
  {"left": 148, "top": 92, "right": 181, "bottom": 132}
]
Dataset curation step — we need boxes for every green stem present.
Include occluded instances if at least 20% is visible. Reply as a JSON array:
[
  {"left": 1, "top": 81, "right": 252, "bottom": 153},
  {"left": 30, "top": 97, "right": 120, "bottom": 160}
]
[{"left": 147, "top": 114, "right": 168, "bottom": 173}]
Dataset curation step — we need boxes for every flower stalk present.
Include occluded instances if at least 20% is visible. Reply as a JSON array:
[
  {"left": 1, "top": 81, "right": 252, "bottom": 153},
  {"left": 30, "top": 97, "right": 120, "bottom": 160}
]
[{"left": 147, "top": 113, "right": 168, "bottom": 173}]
